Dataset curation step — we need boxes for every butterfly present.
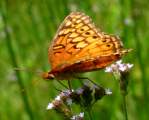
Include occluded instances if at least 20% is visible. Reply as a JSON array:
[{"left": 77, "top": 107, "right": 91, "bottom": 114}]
[{"left": 42, "top": 12, "right": 130, "bottom": 80}]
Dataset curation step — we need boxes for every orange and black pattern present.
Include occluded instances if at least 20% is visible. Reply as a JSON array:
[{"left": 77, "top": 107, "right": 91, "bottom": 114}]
[{"left": 47, "top": 12, "right": 130, "bottom": 79}]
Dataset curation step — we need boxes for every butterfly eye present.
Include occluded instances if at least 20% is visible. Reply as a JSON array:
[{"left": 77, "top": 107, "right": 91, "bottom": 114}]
[{"left": 42, "top": 73, "right": 55, "bottom": 80}]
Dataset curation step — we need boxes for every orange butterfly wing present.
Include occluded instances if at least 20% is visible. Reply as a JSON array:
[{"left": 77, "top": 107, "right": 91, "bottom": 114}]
[{"left": 48, "top": 12, "right": 129, "bottom": 73}]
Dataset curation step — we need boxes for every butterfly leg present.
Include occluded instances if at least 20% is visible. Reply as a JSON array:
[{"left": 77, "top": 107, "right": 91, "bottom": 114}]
[
  {"left": 67, "top": 79, "right": 73, "bottom": 92},
  {"left": 75, "top": 76, "right": 101, "bottom": 87},
  {"left": 55, "top": 79, "right": 73, "bottom": 92},
  {"left": 56, "top": 80, "right": 68, "bottom": 89}
]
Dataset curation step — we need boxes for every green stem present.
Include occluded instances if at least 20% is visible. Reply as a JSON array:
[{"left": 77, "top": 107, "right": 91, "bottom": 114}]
[
  {"left": 86, "top": 107, "right": 93, "bottom": 120},
  {"left": 122, "top": 95, "right": 128, "bottom": 120},
  {"left": 113, "top": 72, "right": 129, "bottom": 120},
  {"left": 130, "top": 0, "right": 149, "bottom": 115},
  {"left": 1, "top": 1, "right": 34, "bottom": 120}
]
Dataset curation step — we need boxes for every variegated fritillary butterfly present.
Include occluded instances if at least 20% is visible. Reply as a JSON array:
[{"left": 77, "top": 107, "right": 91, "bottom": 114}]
[{"left": 43, "top": 12, "right": 130, "bottom": 80}]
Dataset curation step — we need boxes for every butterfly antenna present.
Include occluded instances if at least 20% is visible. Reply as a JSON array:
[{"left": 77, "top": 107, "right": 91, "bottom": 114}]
[
  {"left": 14, "top": 68, "right": 44, "bottom": 86},
  {"left": 14, "top": 67, "right": 43, "bottom": 76}
]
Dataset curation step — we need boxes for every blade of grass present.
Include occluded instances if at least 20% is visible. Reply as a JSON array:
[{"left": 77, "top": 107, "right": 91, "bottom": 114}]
[{"left": 1, "top": 1, "right": 34, "bottom": 120}]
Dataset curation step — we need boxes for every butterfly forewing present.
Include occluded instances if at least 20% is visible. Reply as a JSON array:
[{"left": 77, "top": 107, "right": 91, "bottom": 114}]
[{"left": 48, "top": 12, "right": 128, "bottom": 72}]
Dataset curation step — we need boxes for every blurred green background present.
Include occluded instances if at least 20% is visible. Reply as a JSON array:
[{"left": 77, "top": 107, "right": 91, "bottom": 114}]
[{"left": 0, "top": 0, "right": 148, "bottom": 120}]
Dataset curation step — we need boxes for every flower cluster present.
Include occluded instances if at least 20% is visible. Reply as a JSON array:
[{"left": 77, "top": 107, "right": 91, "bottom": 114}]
[
  {"left": 105, "top": 60, "right": 133, "bottom": 73},
  {"left": 47, "top": 90, "right": 73, "bottom": 110},
  {"left": 105, "top": 60, "right": 133, "bottom": 95},
  {"left": 46, "top": 83, "right": 112, "bottom": 119},
  {"left": 46, "top": 60, "right": 133, "bottom": 119},
  {"left": 71, "top": 112, "right": 84, "bottom": 120}
]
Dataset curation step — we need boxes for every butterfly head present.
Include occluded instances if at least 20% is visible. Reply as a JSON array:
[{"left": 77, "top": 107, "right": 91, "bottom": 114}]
[{"left": 42, "top": 72, "right": 55, "bottom": 80}]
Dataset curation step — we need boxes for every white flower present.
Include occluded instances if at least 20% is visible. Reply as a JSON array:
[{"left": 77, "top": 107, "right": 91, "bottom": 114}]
[
  {"left": 66, "top": 98, "right": 72, "bottom": 105},
  {"left": 71, "top": 112, "right": 84, "bottom": 120},
  {"left": 105, "top": 89, "right": 112, "bottom": 95},
  {"left": 55, "top": 95, "right": 61, "bottom": 101},
  {"left": 46, "top": 95, "right": 61, "bottom": 110},
  {"left": 105, "top": 60, "right": 133, "bottom": 73},
  {"left": 76, "top": 88, "right": 84, "bottom": 95},
  {"left": 46, "top": 103, "right": 54, "bottom": 110},
  {"left": 60, "top": 89, "right": 74, "bottom": 97},
  {"left": 79, "top": 112, "right": 84, "bottom": 118},
  {"left": 105, "top": 66, "right": 113, "bottom": 73}
]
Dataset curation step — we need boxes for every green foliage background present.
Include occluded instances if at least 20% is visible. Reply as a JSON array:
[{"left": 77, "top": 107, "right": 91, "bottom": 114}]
[{"left": 0, "top": 0, "right": 148, "bottom": 120}]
